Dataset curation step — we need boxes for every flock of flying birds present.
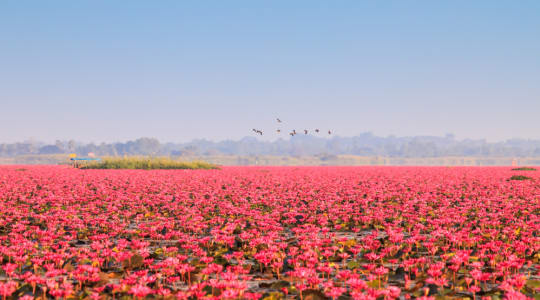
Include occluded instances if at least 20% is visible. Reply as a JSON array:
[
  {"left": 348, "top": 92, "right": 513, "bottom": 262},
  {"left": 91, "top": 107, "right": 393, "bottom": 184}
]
[{"left": 252, "top": 118, "right": 332, "bottom": 137}]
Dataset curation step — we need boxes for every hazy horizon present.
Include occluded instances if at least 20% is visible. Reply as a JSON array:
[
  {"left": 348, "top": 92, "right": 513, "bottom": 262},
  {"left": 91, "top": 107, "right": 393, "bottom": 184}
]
[
  {"left": 6, "top": 131, "right": 540, "bottom": 146},
  {"left": 1, "top": 1, "right": 539, "bottom": 143}
]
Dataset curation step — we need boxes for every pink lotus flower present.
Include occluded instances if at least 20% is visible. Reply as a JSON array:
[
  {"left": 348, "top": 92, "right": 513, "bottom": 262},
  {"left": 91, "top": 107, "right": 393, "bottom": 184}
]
[
  {"left": 129, "top": 284, "right": 153, "bottom": 298},
  {"left": 326, "top": 287, "right": 347, "bottom": 300},
  {"left": 0, "top": 165, "right": 537, "bottom": 299},
  {"left": 0, "top": 281, "right": 17, "bottom": 300}
]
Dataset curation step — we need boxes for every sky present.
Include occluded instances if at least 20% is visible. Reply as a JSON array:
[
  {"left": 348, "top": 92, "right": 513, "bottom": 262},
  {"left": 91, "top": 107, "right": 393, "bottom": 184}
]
[{"left": 1, "top": 1, "right": 539, "bottom": 143}]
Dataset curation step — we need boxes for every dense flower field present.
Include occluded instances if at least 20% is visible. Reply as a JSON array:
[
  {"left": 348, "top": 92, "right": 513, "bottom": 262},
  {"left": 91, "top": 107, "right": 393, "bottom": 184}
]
[{"left": 0, "top": 166, "right": 538, "bottom": 300}]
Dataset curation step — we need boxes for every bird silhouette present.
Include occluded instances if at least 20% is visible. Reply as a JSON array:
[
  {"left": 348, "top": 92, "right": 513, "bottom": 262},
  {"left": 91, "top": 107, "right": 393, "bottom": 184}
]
[{"left": 252, "top": 124, "right": 330, "bottom": 137}]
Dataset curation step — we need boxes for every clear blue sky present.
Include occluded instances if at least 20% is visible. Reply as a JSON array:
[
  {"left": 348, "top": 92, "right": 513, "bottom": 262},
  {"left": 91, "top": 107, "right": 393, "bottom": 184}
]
[{"left": 1, "top": 1, "right": 539, "bottom": 143}]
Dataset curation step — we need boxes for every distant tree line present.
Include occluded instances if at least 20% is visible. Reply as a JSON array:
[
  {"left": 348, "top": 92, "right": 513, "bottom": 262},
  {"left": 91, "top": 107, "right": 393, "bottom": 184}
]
[{"left": 2, "top": 133, "right": 540, "bottom": 158}]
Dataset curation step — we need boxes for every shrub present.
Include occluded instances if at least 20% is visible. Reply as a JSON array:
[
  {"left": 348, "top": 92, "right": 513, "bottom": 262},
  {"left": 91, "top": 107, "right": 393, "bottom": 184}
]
[
  {"left": 77, "top": 157, "right": 218, "bottom": 170},
  {"left": 508, "top": 175, "right": 533, "bottom": 181},
  {"left": 511, "top": 167, "right": 537, "bottom": 171}
]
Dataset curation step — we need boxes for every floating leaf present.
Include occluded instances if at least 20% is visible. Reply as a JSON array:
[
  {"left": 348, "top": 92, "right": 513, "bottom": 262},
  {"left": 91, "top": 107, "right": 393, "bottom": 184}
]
[
  {"left": 346, "top": 260, "right": 360, "bottom": 269},
  {"left": 367, "top": 280, "right": 381, "bottom": 289},
  {"left": 262, "top": 292, "right": 284, "bottom": 300},
  {"left": 122, "top": 253, "right": 144, "bottom": 269},
  {"left": 526, "top": 279, "right": 540, "bottom": 289},
  {"left": 303, "top": 289, "right": 328, "bottom": 300}
]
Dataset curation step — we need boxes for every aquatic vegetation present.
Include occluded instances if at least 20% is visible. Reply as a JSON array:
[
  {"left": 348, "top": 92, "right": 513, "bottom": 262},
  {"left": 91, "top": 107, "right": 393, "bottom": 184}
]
[{"left": 0, "top": 166, "right": 538, "bottom": 299}]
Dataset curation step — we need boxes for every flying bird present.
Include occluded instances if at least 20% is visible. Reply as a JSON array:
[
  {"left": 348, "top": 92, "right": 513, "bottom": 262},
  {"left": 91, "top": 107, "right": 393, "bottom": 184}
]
[
  {"left": 277, "top": 118, "right": 282, "bottom": 123},
  {"left": 315, "top": 129, "right": 320, "bottom": 133}
]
